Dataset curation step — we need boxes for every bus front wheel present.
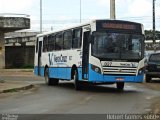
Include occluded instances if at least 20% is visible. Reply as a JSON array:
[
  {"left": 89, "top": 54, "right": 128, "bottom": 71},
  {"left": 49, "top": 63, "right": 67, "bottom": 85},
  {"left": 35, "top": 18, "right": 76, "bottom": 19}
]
[
  {"left": 45, "top": 68, "right": 59, "bottom": 86},
  {"left": 73, "top": 70, "right": 82, "bottom": 90},
  {"left": 116, "top": 82, "right": 124, "bottom": 91}
]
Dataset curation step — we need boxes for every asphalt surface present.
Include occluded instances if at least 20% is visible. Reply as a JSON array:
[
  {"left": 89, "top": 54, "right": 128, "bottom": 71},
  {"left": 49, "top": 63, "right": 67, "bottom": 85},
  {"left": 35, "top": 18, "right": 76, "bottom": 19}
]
[{"left": 0, "top": 75, "right": 160, "bottom": 116}]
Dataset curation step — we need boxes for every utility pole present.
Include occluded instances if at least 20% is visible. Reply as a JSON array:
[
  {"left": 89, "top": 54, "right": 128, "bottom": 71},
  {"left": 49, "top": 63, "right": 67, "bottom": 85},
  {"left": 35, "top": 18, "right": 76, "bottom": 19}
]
[
  {"left": 110, "top": 0, "right": 116, "bottom": 20},
  {"left": 80, "top": 0, "right": 81, "bottom": 23},
  {"left": 153, "top": 0, "right": 156, "bottom": 52},
  {"left": 153, "top": 0, "right": 156, "bottom": 44},
  {"left": 40, "top": 0, "right": 42, "bottom": 33}
]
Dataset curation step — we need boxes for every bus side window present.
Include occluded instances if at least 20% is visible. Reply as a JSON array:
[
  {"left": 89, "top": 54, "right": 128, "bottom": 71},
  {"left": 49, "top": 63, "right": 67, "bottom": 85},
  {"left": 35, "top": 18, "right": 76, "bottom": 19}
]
[
  {"left": 72, "top": 28, "right": 82, "bottom": 49},
  {"left": 55, "top": 33, "right": 63, "bottom": 50},
  {"left": 48, "top": 35, "right": 55, "bottom": 51},
  {"left": 43, "top": 36, "right": 48, "bottom": 52},
  {"left": 48, "top": 35, "right": 52, "bottom": 51},
  {"left": 64, "top": 30, "right": 72, "bottom": 50},
  {"left": 51, "top": 35, "right": 55, "bottom": 51}
]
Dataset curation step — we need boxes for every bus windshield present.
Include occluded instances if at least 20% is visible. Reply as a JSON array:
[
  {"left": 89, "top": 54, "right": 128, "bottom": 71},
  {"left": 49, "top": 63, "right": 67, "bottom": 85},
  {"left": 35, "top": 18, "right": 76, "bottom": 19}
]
[{"left": 92, "top": 32, "right": 144, "bottom": 61}]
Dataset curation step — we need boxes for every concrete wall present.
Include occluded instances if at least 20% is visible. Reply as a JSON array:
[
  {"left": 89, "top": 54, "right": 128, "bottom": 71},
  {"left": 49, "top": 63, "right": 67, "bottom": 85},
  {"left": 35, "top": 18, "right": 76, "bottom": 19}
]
[
  {"left": 0, "top": 16, "right": 30, "bottom": 69},
  {"left": 5, "top": 46, "right": 35, "bottom": 68},
  {"left": 5, "top": 32, "right": 38, "bottom": 46},
  {"left": 4, "top": 32, "right": 37, "bottom": 68},
  {"left": 0, "top": 31, "right": 5, "bottom": 68},
  {"left": 0, "top": 17, "right": 30, "bottom": 32}
]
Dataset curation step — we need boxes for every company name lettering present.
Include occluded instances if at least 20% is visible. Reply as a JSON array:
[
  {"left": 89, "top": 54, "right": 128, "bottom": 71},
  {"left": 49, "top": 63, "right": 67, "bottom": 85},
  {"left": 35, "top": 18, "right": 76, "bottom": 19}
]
[
  {"left": 48, "top": 53, "right": 67, "bottom": 65},
  {"left": 120, "top": 63, "right": 131, "bottom": 67}
]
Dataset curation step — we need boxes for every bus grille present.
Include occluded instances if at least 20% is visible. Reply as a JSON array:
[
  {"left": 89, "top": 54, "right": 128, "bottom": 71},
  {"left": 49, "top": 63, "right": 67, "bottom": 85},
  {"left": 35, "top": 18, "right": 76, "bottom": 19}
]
[{"left": 103, "top": 67, "right": 137, "bottom": 75}]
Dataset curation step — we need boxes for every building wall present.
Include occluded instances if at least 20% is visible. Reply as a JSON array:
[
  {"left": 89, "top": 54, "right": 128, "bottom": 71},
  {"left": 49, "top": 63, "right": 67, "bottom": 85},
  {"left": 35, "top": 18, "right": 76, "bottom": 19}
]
[
  {"left": 0, "top": 31, "right": 5, "bottom": 68},
  {"left": 5, "top": 46, "right": 35, "bottom": 68},
  {"left": 4, "top": 31, "right": 38, "bottom": 68}
]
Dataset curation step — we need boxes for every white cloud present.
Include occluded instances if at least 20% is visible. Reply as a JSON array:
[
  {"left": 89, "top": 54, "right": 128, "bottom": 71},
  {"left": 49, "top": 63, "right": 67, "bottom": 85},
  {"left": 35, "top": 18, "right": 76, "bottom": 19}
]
[
  {"left": 0, "top": 0, "right": 158, "bottom": 31},
  {"left": 97, "top": 0, "right": 110, "bottom": 7},
  {"left": 57, "top": 16, "right": 74, "bottom": 20},
  {"left": 128, "top": 0, "right": 152, "bottom": 17},
  {"left": 0, "top": 0, "right": 35, "bottom": 13}
]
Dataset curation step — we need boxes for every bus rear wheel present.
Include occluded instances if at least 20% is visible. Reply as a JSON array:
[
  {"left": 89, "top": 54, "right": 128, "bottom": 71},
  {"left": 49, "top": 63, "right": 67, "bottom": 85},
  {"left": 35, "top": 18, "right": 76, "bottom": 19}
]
[
  {"left": 116, "top": 82, "right": 124, "bottom": 91},
  {"left": 73, "top": 70, "right": 82, "bottom": 90},
  {"left": 45, "top": 68, "right": 59, "bottom": 86}
]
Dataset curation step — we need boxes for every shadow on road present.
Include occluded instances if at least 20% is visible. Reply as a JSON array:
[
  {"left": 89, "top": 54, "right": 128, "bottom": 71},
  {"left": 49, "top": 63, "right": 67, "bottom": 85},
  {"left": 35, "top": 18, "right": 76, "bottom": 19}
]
[
  {"left": 150, "top": 80, "right": 160, "bottom": 83},
  {"left": 46, "top": 81, "right": 140, "bottom": 94}
]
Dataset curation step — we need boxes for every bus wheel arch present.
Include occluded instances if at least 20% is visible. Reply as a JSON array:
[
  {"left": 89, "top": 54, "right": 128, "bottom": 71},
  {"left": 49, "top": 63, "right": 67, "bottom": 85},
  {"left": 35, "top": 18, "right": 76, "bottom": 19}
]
[
  {"left": 44, "top": 66, "right": 50, "bottom": 85},
  {"left": 71, "top": 65, "right": 82, "bottom": 90},
  {"left": 71, "top": 64, "right": 77, "bottom": 80},
  {"left": 44, "top": 65, "right": 49, "bottom": 76},
  {"left": 44, "top": 65, "right": 59, "bottom": 86}
]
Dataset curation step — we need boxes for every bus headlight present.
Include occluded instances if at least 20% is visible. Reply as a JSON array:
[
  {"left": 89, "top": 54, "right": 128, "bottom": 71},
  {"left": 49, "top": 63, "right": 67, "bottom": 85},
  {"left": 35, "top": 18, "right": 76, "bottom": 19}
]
[{"left": 91, "top": 64, "right": 101, "bottom": 74}]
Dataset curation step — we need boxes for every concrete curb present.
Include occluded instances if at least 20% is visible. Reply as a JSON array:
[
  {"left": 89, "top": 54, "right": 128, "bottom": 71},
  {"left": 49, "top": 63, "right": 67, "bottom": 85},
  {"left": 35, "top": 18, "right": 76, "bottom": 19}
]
[
  {"left": 0, "top": 84, "right": 34, "bottom": 94},
  {"left": 0, "top": 69, "right": 34, "bottom": 72}
]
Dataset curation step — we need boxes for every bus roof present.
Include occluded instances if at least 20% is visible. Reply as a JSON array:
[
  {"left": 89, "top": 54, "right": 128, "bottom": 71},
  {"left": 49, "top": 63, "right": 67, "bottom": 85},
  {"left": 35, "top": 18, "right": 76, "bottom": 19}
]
[
  {"left": 37, "top": 20, "right": 92, "bottom": 37},
  {"left": 37, "top": 19, "right": 143, "bottom": 37}
]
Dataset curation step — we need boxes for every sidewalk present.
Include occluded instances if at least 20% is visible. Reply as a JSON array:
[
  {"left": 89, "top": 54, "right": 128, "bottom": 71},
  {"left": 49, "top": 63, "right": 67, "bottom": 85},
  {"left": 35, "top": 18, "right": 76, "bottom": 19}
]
[
  {"left": 0, "top": 69, "right": 34, "bottom": 93},
  {"left": 0, "top": 80, "right": 34, "bottom": 93},
  {"left": 0, "top": 69, "right": 34, "bottom": 76}
]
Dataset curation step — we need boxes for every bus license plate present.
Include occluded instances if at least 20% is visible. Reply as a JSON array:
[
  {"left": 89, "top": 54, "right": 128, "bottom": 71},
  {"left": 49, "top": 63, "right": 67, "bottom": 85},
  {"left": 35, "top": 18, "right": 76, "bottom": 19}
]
[{"left": 116, "top": 78, "right": 124, "bottom": 81}]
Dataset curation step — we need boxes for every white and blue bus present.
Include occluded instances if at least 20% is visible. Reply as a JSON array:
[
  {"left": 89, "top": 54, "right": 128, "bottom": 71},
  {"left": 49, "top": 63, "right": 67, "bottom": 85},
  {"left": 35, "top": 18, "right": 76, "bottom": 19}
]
[{"left": 34, "top": 19, "right": 145, "bottom": 90}]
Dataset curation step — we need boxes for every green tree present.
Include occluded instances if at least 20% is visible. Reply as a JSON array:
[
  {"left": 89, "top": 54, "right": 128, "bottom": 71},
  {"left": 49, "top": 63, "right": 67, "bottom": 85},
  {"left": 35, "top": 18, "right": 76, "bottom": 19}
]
[{"left": 145, "top": 30, "right": 160, "bottom": 40}]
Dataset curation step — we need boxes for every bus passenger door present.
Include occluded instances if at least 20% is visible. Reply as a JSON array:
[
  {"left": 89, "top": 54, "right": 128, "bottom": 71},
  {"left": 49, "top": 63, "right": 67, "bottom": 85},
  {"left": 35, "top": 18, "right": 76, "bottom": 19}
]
[
  {"left": 38, "top": 41, "right": 42, "bottom": 75},
  {"left": 82, "top": 31, "right": 90, "bottom": 80}
]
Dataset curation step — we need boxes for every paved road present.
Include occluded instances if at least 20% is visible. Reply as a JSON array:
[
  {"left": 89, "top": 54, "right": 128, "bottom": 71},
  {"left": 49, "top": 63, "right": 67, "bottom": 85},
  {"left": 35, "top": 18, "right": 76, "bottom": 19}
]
[{"left": 0, "top": 75, "right": 159, "bottom": 115}]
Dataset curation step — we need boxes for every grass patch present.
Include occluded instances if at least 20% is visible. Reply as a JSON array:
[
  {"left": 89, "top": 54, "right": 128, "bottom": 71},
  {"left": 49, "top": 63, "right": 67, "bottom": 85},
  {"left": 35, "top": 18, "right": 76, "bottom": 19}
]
[{"left": 3, "top": 88, "right": 18, "bottom": 93}]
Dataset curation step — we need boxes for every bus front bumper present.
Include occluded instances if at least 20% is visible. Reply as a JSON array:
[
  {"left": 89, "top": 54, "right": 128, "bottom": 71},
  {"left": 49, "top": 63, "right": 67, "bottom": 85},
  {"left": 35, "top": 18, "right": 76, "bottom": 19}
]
[{"left": 88, "top": 69, "right": 144, "bottom": 83}]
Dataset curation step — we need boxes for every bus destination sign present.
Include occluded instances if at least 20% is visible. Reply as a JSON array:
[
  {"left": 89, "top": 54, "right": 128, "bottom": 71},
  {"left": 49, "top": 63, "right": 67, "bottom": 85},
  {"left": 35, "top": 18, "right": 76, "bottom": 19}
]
[
  {"left": 96, "top": 20, "right": 142, "bottom": 34},
  {"left": 102, "top": 23, "right": 136, "bottom": 30}
]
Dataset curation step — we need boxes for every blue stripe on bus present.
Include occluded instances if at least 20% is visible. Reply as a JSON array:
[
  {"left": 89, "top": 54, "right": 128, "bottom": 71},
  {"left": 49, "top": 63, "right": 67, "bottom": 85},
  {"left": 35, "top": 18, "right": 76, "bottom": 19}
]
[
  {"left": 34, "top": 66, "right": 82, "bottom": 81},
  {"left": 49, "top": 67, "right": 71, "bottom": 80},
  {"left": 34, "top": 65, "right": 144, "bottom": 83},
  {"left": 88, "top": 64, "right": 144, "bottom": 83},
  {"left": 34, "top": 67, "right": 38, "bottom": 75},
  {"left": 34, "top": 66, "right": 45, "bottom": 77}
]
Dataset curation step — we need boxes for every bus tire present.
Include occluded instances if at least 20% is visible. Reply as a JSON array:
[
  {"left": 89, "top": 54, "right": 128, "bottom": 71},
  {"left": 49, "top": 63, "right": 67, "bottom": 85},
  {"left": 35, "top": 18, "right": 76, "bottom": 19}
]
[
  {"left": 51, "top": 78, "right": 59, "bottom": 86},
  {"left": 45, "top": 68, "right": 59, "bottom": 86},
  {"left": 73, "top": 70, "right": 82, "bottom": 90},
  {"left": 116, "top": 82, "right": 124, "bottom": 91}
]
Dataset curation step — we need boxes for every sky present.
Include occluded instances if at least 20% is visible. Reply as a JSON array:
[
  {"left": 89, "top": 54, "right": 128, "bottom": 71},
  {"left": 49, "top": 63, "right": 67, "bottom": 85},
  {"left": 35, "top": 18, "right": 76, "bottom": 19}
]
[{"left": 0, "top": 0, "right": 160, "bottom": 32}]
